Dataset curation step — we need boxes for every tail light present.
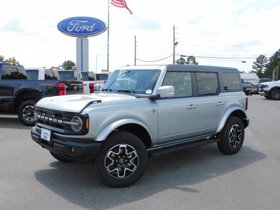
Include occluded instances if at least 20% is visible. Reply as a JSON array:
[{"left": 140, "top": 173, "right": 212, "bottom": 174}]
[
  {"left": 58, "top": 82, "right": 66, "bottom": 95},
  {"left": 89, "top": 83, "right": 94, "bottom": 93}
]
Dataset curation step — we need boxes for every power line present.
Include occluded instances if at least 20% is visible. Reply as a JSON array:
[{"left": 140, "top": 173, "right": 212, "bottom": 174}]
[{"left": 136, "top": 53, "right": 258, "bottom": 63}]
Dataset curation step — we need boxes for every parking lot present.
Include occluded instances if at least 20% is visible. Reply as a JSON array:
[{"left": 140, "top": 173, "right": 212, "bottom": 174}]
[{"left": 0, "top": 95, "right": 280, "bottom": 210}]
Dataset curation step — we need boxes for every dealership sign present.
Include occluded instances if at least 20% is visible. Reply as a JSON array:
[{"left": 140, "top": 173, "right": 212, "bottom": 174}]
[{"left": 57, "top": 16, "right": 107, "bottom": 37}]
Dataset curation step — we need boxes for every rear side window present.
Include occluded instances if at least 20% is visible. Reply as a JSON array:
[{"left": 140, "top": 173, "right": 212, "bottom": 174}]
[
  {"left": 26, "top": 70, "right": 39, "bottom": 80},
  {"left": 96, "top": 73, "right": 108, "bottom": 80},
  {"left": 1, "top": 65, "right": 27, "bottom": 79},
  {"left": 82, "top": 72, "right": 95, "bottom": 81},
  {"left": 58, "top": 71, "right": 74, "bottom": 80},
  {"left": 222, "top": 72, "right": 241, "bottom": 91},
  {"left": 74, "top": 71, "right": 82, "bottom": 80},
  {"left": 88, "top": 72, "right": 96, "bottom": 81},
  {"left": 45, "top": 70, "right": 59, "bottom": 80},
  {"left": 163, "top": 71, "right": 193, "bottom": 97},
  {"left": 196, "top": 72, "right": 219, "bottom": 95}
]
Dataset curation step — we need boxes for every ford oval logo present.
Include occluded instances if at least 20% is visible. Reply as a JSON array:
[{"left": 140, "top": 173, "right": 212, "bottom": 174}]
[{"left": 57, "top": 16, "right": 107, "bottom": 37}]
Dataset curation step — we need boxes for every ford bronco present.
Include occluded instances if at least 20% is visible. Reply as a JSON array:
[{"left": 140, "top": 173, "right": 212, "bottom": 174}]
[{"left": 31, "top": 64, "right": 249, "bottom": 187}]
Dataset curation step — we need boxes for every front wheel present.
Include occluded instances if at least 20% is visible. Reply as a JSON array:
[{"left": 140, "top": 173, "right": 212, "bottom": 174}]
[
  {"left": 270, "top": 89, "right": 280, "bottom": 100},
  {"left": 217, "top": 116, "right": 244, "bottom": 155},
  {"left": 17, "top": 100, "right": 36, "bottom": 126},
  {"left": 95, "top": 131, "right": 148, "bottom": 187}
]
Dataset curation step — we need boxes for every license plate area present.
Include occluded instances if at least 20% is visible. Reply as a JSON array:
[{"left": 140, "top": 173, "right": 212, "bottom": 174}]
[{"left": 41, "top": 128, "right": 51, "bottom": 142}]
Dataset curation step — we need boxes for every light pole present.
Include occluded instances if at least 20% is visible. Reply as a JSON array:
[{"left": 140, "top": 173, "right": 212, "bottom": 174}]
[{"left": 172, "top": 25, "right": 178, "bottom": 64}]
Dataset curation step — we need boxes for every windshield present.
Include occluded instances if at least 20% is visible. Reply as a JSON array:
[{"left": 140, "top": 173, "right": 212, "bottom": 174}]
[{"left": 103, "top": 69, "right": 160, "bottom": 94}]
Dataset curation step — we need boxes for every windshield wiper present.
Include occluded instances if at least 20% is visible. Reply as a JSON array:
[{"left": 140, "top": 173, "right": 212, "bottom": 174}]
[
  {"left": 117, "top": 89, "right": 135, "bottom": 94},
  {"left": 102, "top": 88, "right": 113, "bottom": 92}
]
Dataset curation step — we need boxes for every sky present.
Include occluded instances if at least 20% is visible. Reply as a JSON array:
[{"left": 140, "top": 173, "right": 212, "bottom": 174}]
[{"left": 1, "top": 0, "right": 280, "bottom": 73}]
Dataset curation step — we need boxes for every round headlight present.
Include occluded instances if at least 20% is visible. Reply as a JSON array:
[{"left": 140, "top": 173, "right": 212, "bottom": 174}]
[{"left": 70, "top": 116, "right": 83, "bottom": 132}]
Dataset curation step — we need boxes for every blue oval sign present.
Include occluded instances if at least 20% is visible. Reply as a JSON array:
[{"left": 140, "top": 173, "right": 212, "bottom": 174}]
[{"left": 57, "top": 16, "right": 107, "bottom": 37}]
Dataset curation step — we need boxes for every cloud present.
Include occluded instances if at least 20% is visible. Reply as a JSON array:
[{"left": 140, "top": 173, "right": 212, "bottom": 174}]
[
  {"left": 1, "top": 18, "right": 25, "bottom": 32},
  {"left": 133, "top": 18, "right": 162, "bottom": 30}
]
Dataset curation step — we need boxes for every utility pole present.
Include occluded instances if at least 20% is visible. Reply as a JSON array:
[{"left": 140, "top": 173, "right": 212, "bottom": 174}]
[
  {"left": 134, "top": 35, "right": 136, "bottom": 65},
  {"left": 172, "top": 25, "right": 178, "bottom": 64}
]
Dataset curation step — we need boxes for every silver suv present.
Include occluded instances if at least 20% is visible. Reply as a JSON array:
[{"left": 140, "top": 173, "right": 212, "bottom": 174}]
[{"left": 31, "top": 64, "right": 249, "bottom": 187}]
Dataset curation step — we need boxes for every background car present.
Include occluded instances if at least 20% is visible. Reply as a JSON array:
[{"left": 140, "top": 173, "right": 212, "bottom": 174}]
[
  {"left": 250, "top": 78, "right": 272, "bottom": 94},
  {"left": 241, "top": 79, "right": 253, "bottom": 95}
]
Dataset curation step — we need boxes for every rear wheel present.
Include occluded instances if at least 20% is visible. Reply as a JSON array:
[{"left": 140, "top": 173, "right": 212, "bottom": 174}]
[
  {"left": 17, "top": 100, "right": 36, "bottom": 126},
  {"left": 95, "top": 131, "right": 148, "bottom": 187},
  {"left": 217, "top": 116, "right": 244, "bottom": 154}
]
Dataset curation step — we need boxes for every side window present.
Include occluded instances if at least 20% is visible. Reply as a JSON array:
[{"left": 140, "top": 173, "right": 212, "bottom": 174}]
[
  {"left": 45, "top": 70, "right": 59, "bottom": 80},
  {"left": 196, "top": 72, "right": 219, "bottom": 96},
  {"left": 88, "top": 72, "right": 96, "bottom": 81},
  {"left": 26, "top": 70, "right": 39, "bottom": 80},
  {"left": 1, "top": 65, "right": 27, "bottom": 80},
  {"left": 222, "top": 72, "right": 241, "bottom": 91},
  {"left": 163, "top": 71, "right": 192, "bottom": 97}
]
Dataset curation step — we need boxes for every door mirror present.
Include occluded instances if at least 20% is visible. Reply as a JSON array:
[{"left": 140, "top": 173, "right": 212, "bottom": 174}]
[{"left": 157, "top": 86, "right": 175, "bottom": 98}]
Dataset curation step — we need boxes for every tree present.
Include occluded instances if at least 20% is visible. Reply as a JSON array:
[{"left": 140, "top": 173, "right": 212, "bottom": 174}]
[
  {"left": 0, "top": 55, "right": 19, "bottom": 64},
  {"left": 176, "top": 55, "right": 187, "bottom": 64},
  {"left": 61, "top": 60, "right": 76, "bottom": 70},
  {"left": 176, "top": 55, "right": 198, "bottom": 65},
  {"left": 5, "top": 57, "right": 19, "bottom": 64},
  {"left": 186, "top": 56, "right": 198, "bottom": 65},
  {"left": 252, "top": 55, "right": 269, "bottom": 78},
  {"left": 265, "top": 49, "right": 280, "bottom": 80}
]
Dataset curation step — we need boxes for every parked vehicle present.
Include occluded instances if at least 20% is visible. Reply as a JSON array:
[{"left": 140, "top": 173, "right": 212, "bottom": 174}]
[
  {"left": 0, "top": 63, "right": 67, "bottom": 125},
  {"left": 31, "top": 64, "right": 249, "bottom": 187},
  {"left": 26, "top": 67, "right": 60, "bottom": 80},
  {"left": 259, "top": 80, "right": 280, "bottom": 100},
  {"left": 250, "top": 78, "right": 272, "bottom": 94},
  {"left": 57, "top": 69, "right": 83, "bottom": 95},
  {"left": 241, "top": 79, "right": 253, "bottom": 95},
  {"left": 81, "top": 71, "right": 95, "bottom": 94},
  {"left": 95, "top": 72, "right": 110, "bottom": 91},
  {"left": 26, "top": 68, "right": 83, "bottom": 96}
]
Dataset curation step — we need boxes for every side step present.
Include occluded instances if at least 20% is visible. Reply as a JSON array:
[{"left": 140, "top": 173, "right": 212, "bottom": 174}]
[{"left": 147, "top": 138, "right": 217, "bottom": 156}]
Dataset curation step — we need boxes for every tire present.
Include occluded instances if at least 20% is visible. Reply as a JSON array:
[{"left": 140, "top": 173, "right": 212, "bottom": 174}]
[
  {"left": 270, "top": 89, "right": 280, "bottom": 100},
  {"left": 217, "top": 116, "right": 244, "bottom": 155},
  {"left": 17, "top": 100, "right": 37, "bottom": 126},
  {"left": 95, "top": 131, "right": 148, "bottom": 187},
  {"left": 50, "top": 152, "right": 74, "bottom": 163}
]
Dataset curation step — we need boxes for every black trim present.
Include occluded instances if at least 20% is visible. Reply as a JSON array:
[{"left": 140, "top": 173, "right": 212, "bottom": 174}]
[
  {"left": 147, "top": 136, "right": 217, "bottom": 155},
  {"left": 31, "top": 126, "right": 101, "bottom": 161}
]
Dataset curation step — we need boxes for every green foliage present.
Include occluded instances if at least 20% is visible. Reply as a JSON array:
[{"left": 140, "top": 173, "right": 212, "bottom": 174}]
[
  {"left": 0, "top": 55, "right": 19, "bottom": 64},
  {"left": 252, "top": 55, "right": 269, "bottom": 78},
  {"left": 61, "top": 60, "right": 76, "bottom": 70},
  {"left": 257, "top": 49, "right": 280, "bottom": 80},
  {"left": 176, "top": 55, "right": 198, "bottom": 65}
]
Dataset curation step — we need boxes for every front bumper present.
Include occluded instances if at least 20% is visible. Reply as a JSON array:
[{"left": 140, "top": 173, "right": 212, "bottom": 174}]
[
  {"left": 31, "top": 126, "right": 102, "bottom": 162},
  {"left": 259, "top": 90, "right": 269, "bottom": 97}
]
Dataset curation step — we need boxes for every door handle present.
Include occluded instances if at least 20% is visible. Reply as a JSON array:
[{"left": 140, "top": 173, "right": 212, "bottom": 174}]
[
  {"left": 216, "top": 101, "right": 224, "bottom": 106},
  {"left": 187, "top": 104, "right": 197, "bottom": 110}
]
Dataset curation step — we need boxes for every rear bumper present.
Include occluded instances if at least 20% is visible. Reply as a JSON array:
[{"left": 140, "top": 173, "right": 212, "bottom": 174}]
[{"left": 31, "top": 126, "right": 101, "bottom": 161}]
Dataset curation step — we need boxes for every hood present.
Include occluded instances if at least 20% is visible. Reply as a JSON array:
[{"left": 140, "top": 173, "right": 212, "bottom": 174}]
[
  {"left": 36, "top": 93, "right": 136, "bottom": 113},
  {"left": 260, "top": 80, "right": 280, "bottom": 85}
]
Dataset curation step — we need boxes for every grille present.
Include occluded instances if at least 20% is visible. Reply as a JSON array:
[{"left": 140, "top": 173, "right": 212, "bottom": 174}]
[{"left": 35, "top": 108, "right": 75, "bottom": 131}]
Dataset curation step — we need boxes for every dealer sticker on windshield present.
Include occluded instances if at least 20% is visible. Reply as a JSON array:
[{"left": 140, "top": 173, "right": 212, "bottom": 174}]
[{"left": 41, "top": 128, "right": 51, "bottom": 141}]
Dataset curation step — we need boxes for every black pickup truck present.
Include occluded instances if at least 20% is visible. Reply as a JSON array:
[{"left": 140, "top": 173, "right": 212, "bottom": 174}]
[{"left": 0, "top": 62, "right": 82, "bottom": 125}]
